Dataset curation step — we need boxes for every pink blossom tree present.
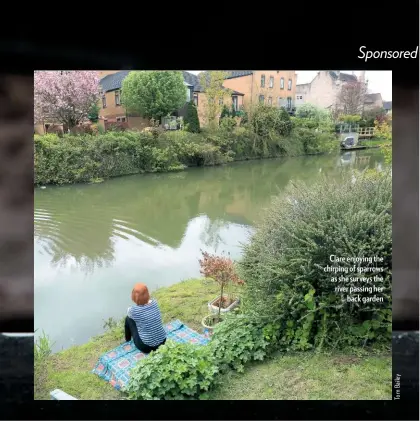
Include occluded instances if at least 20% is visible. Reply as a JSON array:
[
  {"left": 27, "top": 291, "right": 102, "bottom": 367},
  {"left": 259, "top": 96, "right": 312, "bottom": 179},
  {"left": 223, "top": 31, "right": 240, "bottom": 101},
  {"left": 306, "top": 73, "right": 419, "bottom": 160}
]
[{"left": 34, "top": 71, "right": 100, "bottom": 130}]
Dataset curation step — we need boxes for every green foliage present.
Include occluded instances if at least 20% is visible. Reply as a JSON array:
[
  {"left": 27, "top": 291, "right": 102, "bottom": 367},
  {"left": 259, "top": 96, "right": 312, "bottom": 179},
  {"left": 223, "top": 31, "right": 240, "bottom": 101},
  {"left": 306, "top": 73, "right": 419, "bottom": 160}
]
[
  {"left": 184, "top": 101, "right": 200, "bottom": 133},
  {"left": 34, "top": 330, "right": 54, "bottom": 363},
  {"left": 125, "top": 340, "right": 218, "bottom": 400},
  {"left": 360, "top": 107, "right": 386, "bottom": 128},
  {"left": 338, "top": 114, "right": 361, "bottom": 123},
  {"left": 199, "top": 71, "right": 232, "bottom": 128},
  {"left": 35, "top": 104, "right": 344, "bottom": 186},
  {"left": 121, "top": 71, "right": 186, "bottom": 120},
  {"left": 291, "top": 127, "right": 337, "bottom": 155},
  {"left": 210, "top": 313, "right": 271, "bottom": 373},
  {"left": 219, "top": 116, "right": 237, "bottom": 132},
  {"left": 240, "top": 171, "right": 392, "bottom": 351},
  {"left": 249, "top": 104, "right": 292, "bottom": 138},
  {"left": 296, "top": 104, "right": 332, "bottom": 123},
  {"left": 220, "top": 105, "right": 231, "bottom": 119},
  {"left": 88, "top": 102, "right": 100, "bottom": 123}
]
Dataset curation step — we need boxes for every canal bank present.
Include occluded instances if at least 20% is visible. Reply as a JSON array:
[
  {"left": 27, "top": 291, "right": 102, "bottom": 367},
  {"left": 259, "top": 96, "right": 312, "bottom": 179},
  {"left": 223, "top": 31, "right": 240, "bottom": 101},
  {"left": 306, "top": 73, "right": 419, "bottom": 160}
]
[
  {"left": 35, "top": 150, "right": 387, "bottom": 351},
  {"left": 34, "top": 278, "right": 392, "bottom": 400}
]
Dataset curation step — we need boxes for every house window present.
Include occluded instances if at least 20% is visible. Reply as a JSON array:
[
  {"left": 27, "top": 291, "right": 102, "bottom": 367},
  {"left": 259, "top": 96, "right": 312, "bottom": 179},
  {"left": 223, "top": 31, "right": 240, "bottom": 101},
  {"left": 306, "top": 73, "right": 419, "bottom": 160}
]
[
  {"left": 287, "top": 97, "right": 292, "bottom": 109},
  {"left": 232, "top": 96, "right": 238, "bottom": 111},
  {"left": 268, "top": 96, "right": 272, "bottom": 106},
  {"left": 277, "top": 97, "right": 282, "bottom": 107},
  {"left": 116, "top": 117, "right": 126, "bottom": 123},
  {"left": 102, "top": 94, "right": 107, "bottom": 108},
  {"left": 296, "top": 95, "right": 303, "bottom": 100},
  {"left": 280, "top": 78, "right": 284, "bottom": 89},
  {"left": 115, "top": 91, "right": 121, "bottom": 106},
  {"left": 261, "top": 74, "right": 265, "bottom": 88},
  {"left": 259, "top": 95, "right": 265, "bottom": 103},
  {"left": 193, "top": 94, "right": 198, "bottom": 106},
  {"left": 269, "top": 76, "right": 274, "bottom": 88},
  {"left": 288, "top": 79, "right": 292, "bottom": 90},
  {"left": 186, "top": 87, "right": 192, "bottom": 102}
]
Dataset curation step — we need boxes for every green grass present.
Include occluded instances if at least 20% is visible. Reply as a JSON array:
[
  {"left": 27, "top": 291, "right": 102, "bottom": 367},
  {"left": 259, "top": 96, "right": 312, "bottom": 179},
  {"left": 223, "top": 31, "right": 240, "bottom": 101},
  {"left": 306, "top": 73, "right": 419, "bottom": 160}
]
[
  {"left": 34, "top": 278, "right": 391, "bottom": 400},
  {"left": 359, "top": 138, "right": 388, "bottom": 147},
  {"left": 208, "top": 351, "right": 391, "bottom": 400}
]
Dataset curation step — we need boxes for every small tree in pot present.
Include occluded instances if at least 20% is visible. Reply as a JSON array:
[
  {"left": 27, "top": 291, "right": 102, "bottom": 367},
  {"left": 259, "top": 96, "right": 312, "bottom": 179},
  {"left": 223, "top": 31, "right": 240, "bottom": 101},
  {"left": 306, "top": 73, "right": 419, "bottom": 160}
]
[{"left": 199, "top": 251, "right": 244, "bottom": 334}]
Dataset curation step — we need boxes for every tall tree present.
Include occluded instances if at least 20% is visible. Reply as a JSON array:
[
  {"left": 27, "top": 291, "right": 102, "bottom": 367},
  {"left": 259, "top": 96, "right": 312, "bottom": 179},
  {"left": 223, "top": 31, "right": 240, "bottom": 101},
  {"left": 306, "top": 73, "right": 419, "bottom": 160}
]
[
  {"left": 336, "top": 81, "right": 367, "bottom": 115},
  {"left": 34, "top": 71, "right": 100, "bottom": 129},
  {"left": 121, "top": 71, "right": 186, "bottom": 121},
  {"left": 199, "top": 71, "right": 232, "bottom": 128}
]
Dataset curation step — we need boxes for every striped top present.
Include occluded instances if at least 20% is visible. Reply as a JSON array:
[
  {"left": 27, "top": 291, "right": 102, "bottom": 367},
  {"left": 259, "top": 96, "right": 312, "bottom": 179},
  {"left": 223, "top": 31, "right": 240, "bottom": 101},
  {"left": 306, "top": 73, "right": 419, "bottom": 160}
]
[{"left": 128, "top": 299, "right": 167, "bottom": 347}]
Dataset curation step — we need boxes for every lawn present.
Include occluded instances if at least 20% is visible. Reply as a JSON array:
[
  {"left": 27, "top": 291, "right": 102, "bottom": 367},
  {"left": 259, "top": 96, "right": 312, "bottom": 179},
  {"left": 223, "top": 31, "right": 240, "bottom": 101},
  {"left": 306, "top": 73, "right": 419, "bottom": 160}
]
[
  {"left": 359, "top": 138, "right": 388, "bottom": 147},
  {"left": 34, "top": 278, "right": 391, "bottom": 400}
]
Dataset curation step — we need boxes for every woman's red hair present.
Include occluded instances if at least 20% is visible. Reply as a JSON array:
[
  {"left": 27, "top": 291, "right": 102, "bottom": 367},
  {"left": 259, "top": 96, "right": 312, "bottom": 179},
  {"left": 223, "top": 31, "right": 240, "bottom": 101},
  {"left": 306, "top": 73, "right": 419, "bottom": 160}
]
[{"left": 131, "top": 283, "right": 150, "bottom": 305}]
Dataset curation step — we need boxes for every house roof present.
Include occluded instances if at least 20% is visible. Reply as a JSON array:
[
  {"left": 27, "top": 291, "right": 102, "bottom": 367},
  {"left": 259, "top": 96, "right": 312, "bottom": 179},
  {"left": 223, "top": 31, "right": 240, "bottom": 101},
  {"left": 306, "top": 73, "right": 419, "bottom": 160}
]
[
  {"left": 225, "top": 71, "right": 254, "bottom": 79},
  {"left": 99, "top": 70, "right": 204, "bottom": 93},
  {"left": 99, "top": 71, "right": 130, "bottom": 92},
  {"left": 329, "top": 71, "right": 358, "bottom": 82},
  {"left": 365, "top": 93, "right": 383, "bottom": 104},
  {"left": 383, "top": 101, "right": 392, "bottom": 110},
  {"left": 182, "top": 71, "right": 203, "bottom": 92}
]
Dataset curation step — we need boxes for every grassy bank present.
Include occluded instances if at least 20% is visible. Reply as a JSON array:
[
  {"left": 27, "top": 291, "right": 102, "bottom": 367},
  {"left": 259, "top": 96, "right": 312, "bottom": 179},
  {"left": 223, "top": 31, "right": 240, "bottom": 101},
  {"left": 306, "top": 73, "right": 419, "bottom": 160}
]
[
  {"left": 34, "top": 278, "right": 391, "bottom": 400},
  {"left": 359, "top": 138, "right": 389, "bottom": 147}
]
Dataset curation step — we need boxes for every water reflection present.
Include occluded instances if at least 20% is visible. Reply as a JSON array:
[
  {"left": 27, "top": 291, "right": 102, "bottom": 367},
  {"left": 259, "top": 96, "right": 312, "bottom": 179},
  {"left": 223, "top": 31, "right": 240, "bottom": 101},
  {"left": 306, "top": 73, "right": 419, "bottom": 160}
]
[{"left": 34, "top": 150, "right": 386, "bottom": 350}]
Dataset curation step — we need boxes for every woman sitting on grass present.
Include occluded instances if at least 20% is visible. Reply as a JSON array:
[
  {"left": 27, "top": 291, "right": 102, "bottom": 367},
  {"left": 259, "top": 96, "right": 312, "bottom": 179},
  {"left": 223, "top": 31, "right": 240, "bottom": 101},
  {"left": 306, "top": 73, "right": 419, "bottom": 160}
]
[{"left": 125, "top": 283, "right": 167, "bottom": 353}]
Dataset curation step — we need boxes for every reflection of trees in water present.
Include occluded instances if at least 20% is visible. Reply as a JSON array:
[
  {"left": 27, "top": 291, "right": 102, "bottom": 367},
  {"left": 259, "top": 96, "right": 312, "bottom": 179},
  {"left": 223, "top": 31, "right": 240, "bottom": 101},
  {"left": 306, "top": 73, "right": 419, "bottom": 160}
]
[
  {"left": 200, "top": 218, "right": 227, "bottom": 252},
  {"left": 34, "top": 152, "right": 387, "bottom": 273}
]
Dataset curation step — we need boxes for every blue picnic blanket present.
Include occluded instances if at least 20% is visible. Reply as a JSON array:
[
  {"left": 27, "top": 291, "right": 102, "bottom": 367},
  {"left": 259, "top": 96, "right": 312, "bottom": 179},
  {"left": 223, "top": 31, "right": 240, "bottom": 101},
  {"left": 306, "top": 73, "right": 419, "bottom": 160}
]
[{"left": 92, "top": 319, "right": 210, "bottom": 390}]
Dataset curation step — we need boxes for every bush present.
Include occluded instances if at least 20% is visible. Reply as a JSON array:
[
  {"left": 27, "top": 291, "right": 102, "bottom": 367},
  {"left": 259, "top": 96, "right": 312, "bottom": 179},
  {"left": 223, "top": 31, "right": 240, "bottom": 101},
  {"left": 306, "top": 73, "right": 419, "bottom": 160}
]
[
  {"left": 210, "top": 313, "right": 271, "bottom": 373},
  {"left": 125, "top": 341, "right": 218, "bottom": 400},
  {"left": 184, "top": 101, "right": 200, "bottom": 133},
  {"left": 240, "top": 171, "right": 392, "bottom": 351},
  {"left": 291, "top": 127, "right": 337, "bottom": 155},
  {"left": 250, "top": 104, "right": 292, "bottom": 138},
  {"left": 220, "top": 104, "right": 231, "bottom": 119}
]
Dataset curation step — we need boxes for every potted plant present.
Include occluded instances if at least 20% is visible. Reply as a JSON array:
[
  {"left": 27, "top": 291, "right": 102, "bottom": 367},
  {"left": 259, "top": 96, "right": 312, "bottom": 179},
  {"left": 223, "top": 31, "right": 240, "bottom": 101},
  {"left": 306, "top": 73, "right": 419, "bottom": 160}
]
[{"left": 199, "top": 251, "right": 244, "bottom": 336}]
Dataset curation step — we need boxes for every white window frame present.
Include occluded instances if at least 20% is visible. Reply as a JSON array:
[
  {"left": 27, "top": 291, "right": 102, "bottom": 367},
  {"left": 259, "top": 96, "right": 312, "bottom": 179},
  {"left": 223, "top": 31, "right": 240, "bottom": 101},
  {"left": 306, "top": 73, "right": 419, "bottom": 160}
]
[
  {"left": 280, "top": 77, "right": 284, "bottom": 89},
  {"left": 269, "top": 76, "right": 274, "bottom": 88},
  {"left": 288, "top": 79, "right": 292, "bottom": 90},
  {"left": 232, "top": 96, "right": 238, "bottom": 111},
  {"left": 116, "top": 116, "right": 126, "bottom": 123}
]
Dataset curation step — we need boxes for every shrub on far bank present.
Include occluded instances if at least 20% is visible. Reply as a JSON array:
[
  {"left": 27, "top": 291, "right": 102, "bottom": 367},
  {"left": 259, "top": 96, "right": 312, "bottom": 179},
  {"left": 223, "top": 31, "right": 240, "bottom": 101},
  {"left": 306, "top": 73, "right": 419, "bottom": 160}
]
[
  {"left": 240, "top": 170, "right": 392, "bottom": 351},
  {"left": 184, "top": 101, "right": 200, "bottom": 133},
  {"left": 249, "top": 104, "right": 292, "bottom": 138},
  {"left": 34, "top": 107, "right": 340, "bottom": 186}
]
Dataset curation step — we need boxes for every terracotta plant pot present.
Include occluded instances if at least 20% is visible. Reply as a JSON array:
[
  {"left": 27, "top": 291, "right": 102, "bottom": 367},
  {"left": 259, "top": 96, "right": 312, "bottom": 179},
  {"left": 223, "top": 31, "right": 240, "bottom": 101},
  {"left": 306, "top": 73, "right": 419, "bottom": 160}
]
[{"left": 208, "top": 295, "right": 240, "bottom": 314}]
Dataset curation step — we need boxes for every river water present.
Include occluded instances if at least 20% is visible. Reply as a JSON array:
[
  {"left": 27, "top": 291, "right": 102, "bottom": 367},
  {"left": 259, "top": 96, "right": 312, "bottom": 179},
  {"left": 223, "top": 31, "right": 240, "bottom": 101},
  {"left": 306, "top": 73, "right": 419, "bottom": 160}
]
[{"left": 34, "top": 150, "right": 385, "bottom": 351}]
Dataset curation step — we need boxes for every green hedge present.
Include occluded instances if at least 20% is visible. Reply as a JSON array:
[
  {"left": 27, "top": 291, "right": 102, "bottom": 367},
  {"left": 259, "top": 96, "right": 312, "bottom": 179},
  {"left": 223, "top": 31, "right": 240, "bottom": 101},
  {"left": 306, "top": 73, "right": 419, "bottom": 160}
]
[
  {"left": 34, "top": 125, "right": 337, "bottom": 186},
  {"left": 240, "top": 170, "right": 392, "bottom": 351}
]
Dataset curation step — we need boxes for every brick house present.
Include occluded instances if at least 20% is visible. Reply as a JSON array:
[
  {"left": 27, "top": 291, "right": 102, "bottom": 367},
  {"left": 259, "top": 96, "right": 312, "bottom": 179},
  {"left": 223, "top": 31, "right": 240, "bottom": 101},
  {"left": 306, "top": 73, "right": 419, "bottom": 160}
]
[
  {"left": 97, "top": 70, "right": 244, "bottom": 129},
  {"left": 222, "top": 70, "right": 297, "bottom": 112}
]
